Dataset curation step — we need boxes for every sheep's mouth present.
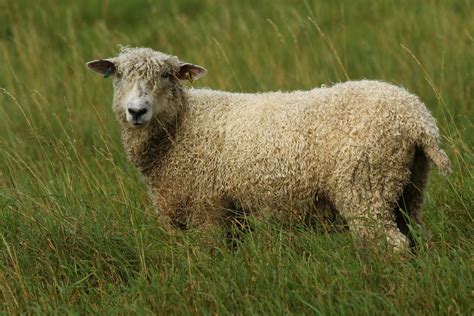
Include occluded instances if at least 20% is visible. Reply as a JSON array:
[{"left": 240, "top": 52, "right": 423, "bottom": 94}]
[
  {"left": 126, "top": 117, "right": 150, "bottom": 128},
  {"left": 131, "top": 122, "right": 146, "bottom": 128}
]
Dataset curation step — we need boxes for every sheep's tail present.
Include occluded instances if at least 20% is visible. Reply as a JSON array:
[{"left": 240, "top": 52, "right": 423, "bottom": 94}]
[
  {"left": 409, "top": 97, "right": 452, "bottom": 176},
  {"left": 419, "top": 137, "right": 451, "bottom": 176}
]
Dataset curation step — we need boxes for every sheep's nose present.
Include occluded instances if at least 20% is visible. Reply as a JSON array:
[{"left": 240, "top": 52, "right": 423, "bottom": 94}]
[{"left": 128, "top": 108, "right": 148, "bottom": 118}]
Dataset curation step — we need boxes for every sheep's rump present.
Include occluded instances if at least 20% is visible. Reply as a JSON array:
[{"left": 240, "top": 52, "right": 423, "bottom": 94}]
[{"left": 171, "top": 80, "right": 441, "bottom": 220}]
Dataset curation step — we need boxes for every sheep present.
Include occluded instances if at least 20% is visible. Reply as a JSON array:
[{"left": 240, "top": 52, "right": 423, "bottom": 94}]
[{"left": 86, "top": 47, "right": 451, "bottom": 251}]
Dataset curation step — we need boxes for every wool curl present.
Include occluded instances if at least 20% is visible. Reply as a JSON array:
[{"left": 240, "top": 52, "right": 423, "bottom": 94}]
[
  {"left": 115, "top": 46, "right": 181, "bottom": 89},
  {"left": 100, "top": 47, "right": 451, "bottom": 252}
]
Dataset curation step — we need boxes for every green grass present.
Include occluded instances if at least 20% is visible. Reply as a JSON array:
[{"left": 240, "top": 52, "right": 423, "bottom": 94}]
[{"left": 0, "top": 0, "right": 472, "bottom": 314}]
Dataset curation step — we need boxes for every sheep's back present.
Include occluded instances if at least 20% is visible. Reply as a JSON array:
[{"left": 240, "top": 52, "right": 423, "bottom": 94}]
[{"left": 181, "top": 81, "right": 433, "bottom": 210}]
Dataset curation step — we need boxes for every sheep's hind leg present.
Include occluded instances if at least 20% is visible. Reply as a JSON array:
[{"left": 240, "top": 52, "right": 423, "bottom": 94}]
[
  {"left": 395, "top": 146, "right": 430, "bottom": 248},
  {"left": 338, "top": 146, "right": 414, "bottom": 252},
  {"left": 349, "top": 216, "right": 410, "bottom": 252},
  {"left": 340, "top": 195, "right": 410, "bottom": 252}
]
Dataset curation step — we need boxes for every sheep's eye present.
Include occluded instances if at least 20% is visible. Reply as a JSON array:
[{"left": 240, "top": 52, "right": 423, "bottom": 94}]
[{"left": 161, "top": 72, "right": 170, "bottom": 79}]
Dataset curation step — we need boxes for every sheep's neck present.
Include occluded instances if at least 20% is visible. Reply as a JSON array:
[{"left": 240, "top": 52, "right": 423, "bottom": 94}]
[{"left": 120, "top": 115, "right": 181, "bottom": 177}]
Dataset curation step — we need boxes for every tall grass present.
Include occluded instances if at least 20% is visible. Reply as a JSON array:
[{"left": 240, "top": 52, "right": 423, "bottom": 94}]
[{"left": 0, "top": 0, "right": 472, "bottom": 314}]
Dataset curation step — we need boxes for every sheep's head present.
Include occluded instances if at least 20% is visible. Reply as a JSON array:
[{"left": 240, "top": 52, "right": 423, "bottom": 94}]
[{"left": 86, "top": 47, "right": 206, "bottom": 127}]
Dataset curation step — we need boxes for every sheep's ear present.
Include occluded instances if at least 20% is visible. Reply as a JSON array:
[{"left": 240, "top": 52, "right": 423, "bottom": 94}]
[
  {"left": 177, "top": 63, "right": 207, "bottom": 82},
  {"left": 86, "top": 59, "right": 116, "bottom": 78}
]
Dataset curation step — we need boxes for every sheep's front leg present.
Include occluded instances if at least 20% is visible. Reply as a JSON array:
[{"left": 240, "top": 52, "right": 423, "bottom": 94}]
[
  {"left": 224, "top": 205, "right": 252, "bottom": 250},
  {"left": 151, "top": 186, "right": 193, "bottom": 230}
]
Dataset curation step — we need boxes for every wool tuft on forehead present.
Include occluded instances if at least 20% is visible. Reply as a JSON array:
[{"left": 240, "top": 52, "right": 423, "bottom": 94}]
[{"left": 115, "top": 46, "right": 181, "bottom": 83}]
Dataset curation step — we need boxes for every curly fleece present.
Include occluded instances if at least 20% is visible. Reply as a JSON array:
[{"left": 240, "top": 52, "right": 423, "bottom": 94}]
[{"left": 103, "top": 47, "right": 450, "bottom": 251}]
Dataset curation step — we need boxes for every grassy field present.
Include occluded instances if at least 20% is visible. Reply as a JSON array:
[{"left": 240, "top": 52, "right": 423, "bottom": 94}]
[{"left": 0, "top": 0, "right": 472, "bottom": 314}]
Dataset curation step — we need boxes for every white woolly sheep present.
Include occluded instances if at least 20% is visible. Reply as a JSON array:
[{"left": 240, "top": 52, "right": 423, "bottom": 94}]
[{"left": 86, "top": 47, "right": 451, "bottom": 251}]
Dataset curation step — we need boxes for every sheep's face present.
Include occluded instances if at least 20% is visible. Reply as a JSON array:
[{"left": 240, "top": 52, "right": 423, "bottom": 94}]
[
  {"left": 86, "top": 47, "right": 206, "bottom": 128},
  {"left": 116, "top": 78, "right": 160, "bottom": 127}
]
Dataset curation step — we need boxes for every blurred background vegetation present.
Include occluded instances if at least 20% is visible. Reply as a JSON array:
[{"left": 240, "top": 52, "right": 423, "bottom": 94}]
[{"left": 0, "top": 0, "right": 472, "bottom": 314}]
